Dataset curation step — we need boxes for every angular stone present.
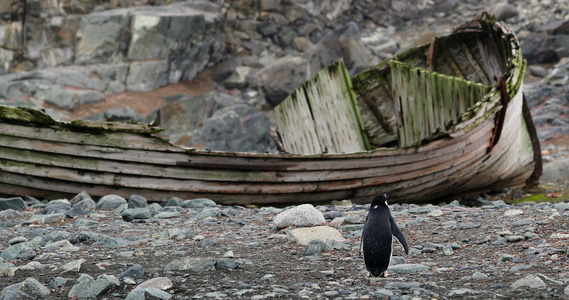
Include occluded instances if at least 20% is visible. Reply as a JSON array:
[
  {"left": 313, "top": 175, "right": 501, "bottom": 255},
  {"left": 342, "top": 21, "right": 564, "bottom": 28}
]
[
  {"left": 0, "top": 197, "right": 27, "bottom": 211},
  {"left": 20, "top": 277, "right": 51, "bottom": 297},
  {"left": 1, "top": 237, "right": 42, "bottom": 260},
  {"left": 67, "top": 274, "right": 120, "bottom": 299},
  {"left": 287, "top": 226, "right": 342, "bottom": 245},
  {"left": 118, "top": 264, "right": 144, "bottom": 279},
  {"left": 201, "top": 104, "right": 275, "bottom": 153},
  {"left": 148, "top": 94, "right": 216, "bottom": 136},
  {"left": 387, "top": 263, "right": 429, "bottom": 274},
  {"left": 126, "top": 60, "right": 169, "bottom": 92},
  {"left": 306, "top": 22, "right": 372, "bottom": 78},
  {"left": 215, "top": 258, "right": 237, "bottom": 270},
  {"left": 128, "top": 14, "right": 170, "bottom": 60},
  {"left": 164, "top": 257, "right": 216, "bottom": 272},
  {"left": 75, "top": 11, "right": 130, "bottom": 64},
  {"left": 61, "top": 259, "right": 86, "bottom": 273},
  {"left": 248, "top": 56, "right": 307, "bottom": 106}
]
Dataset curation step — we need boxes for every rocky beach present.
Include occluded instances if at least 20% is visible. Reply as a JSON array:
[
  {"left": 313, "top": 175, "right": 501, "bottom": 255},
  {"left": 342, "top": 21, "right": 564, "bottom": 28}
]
[{"left": 1, "top": 0, "right": 569, "bottom": 299}]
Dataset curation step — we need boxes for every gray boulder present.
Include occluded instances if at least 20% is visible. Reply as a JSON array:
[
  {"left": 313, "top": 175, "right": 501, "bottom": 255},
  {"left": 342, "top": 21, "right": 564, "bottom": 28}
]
[
  {"left": 146, "top": 94, "right": 219, "bottom": 136},
  {"left": 126, "top": 60, "right": 169, "bottom": 92},
  {"left": 201, "top": 104, "right": 275, "bottom": 153},
  {"left": 541, "top": 158, "right": 569, "bottom": 181},
  {"left": 305, "top": 22, "right": 373, "bottom": 78},
  {"left": 248, "top": 56, "right": 307, "bottom": 106}
]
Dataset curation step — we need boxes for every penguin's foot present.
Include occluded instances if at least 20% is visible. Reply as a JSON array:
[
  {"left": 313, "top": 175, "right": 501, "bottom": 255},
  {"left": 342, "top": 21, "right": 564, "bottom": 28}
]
[{"left": 382, "top": 272, "right": 389, "bottom": 278}]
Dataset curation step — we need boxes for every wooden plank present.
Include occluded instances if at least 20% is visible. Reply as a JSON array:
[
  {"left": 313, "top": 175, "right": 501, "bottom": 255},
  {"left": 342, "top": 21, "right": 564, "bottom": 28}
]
[
  {"left": 0, "top": 123, "right": 178, "bottom": 151},
  {"left": 275, "top": 60, "right": 368, "bottom": 154},
  {"left": 0, "top": 119, "right": 492, "bottom": 185},
  {"left": 390, "top": 61, "right": 490, "bottom": 147}
]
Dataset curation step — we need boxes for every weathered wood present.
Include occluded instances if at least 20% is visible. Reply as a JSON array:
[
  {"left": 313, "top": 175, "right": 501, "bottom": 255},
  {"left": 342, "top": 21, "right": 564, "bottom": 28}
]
[
  {"left": 390, "top": 61, "right": 490, "bottom": 147},
  {"left": 275, "top": 60, "right": 368, "bottom": 154},
  {"left": 0, "top": 13, "right": 541, "bottom": 206}
]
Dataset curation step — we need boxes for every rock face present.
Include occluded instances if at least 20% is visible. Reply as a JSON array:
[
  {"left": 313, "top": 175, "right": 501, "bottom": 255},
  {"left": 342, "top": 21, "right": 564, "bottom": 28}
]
[
  {"left": 0, "top": 1, "right": 224, "bottom": 92},
  {"left": 201, "top": 104, "right": 276, "bottom": 153}
]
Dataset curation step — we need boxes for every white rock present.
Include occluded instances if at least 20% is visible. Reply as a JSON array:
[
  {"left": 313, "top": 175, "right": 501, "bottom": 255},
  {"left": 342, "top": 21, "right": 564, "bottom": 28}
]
[
  {"left": 510, "top": 274, "right": 546, "bottom": 289},
  {"left": 550, "top": 233, "right": 569, "bottom": 239},
  {"left": 273, "top": 204, "right": 325, "bottom": 229},
  {"left": 137, "top": 277, "right": 173, "bottom": 290},
  {"left": 427, "top": 209, "right": 444, "bottom": 217},
  {"left": 504, "top": 209, "right": 524, "bottom": 216}
]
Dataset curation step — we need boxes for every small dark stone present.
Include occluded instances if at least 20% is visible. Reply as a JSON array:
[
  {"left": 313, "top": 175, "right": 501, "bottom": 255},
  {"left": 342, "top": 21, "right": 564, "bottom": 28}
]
[{"left": 118, "top": 264, "right": 145, "bottom": 279}]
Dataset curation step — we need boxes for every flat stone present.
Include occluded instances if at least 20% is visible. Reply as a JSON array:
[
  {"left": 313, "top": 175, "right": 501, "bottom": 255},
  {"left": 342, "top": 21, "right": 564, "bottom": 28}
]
[
  {"left": 511, "top": 274, "right": 546, "bottom": 289},
  {"left": 387, "top": 263, "right": 429, "bottom": 274},
  {"left": 164, "top": 257, "right": 216, "bottom": 272},
  {"left": 512, "top": 218, "right": 534, "bottom": 226},
  {"left": 61, "top": 259, "right": 86, "bottom": 273},
  {"left": 550, "top": 233, "right": 569, "bottom": 239},
  {"left": 137, "top": 277, "right": 173, "bottom": 290},
  {"left": 446, "top": 288, "right": 481, "bottom": 297},
  {"left": 286, "top": 226, "right": 342, "bottom": 245},
  {"left": 504, "top": 209, "right": 524, "bottom": 216},
  {"left": 183, "top": 198, "right": 217, "bottom": 208}
]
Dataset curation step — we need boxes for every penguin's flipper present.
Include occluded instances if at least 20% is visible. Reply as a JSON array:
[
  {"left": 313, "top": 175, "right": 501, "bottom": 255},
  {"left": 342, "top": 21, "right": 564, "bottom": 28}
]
[
  {"left": 360, "top": 212, "right": 371, "bottom": 256},
  {"left": 389, "top": 216, "right": 409, "bottom": 254}
]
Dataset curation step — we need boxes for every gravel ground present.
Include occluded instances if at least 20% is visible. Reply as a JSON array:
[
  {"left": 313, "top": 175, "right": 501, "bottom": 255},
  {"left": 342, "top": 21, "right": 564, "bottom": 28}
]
[{"left": 1, "top": 191, "right": 569, "bottom": 299}]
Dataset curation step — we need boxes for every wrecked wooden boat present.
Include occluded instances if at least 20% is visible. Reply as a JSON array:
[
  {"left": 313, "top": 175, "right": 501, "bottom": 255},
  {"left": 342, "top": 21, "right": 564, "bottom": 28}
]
[{"left": 0, "top": 13, "right": 541, "bottom": 205}]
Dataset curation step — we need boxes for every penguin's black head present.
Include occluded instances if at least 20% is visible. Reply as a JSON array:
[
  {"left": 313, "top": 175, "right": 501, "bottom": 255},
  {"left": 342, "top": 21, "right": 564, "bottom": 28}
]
[{"left": 370, "top": 194, "right": 389, "bottom": 210}]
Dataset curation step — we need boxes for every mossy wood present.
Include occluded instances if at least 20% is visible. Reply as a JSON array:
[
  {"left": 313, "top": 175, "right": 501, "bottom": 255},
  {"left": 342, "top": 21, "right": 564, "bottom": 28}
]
[
  {"left": 274, "top": 60, "right": 369, "bottom": 154},
  {"left": 0, "top": 13, "right": 542, "bottom": 206}
]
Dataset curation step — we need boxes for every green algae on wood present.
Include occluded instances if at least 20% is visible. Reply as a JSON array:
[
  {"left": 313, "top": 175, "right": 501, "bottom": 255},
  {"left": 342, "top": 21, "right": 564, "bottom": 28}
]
[
  {"left": 389, "top": 61, "right": 490, "bottom": 148},
  {"left": 0, "top": 106, "right": 57, "bottom": 125},
  {"left": 274, "top": 59, "right": 369, "bottom": 154}
]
